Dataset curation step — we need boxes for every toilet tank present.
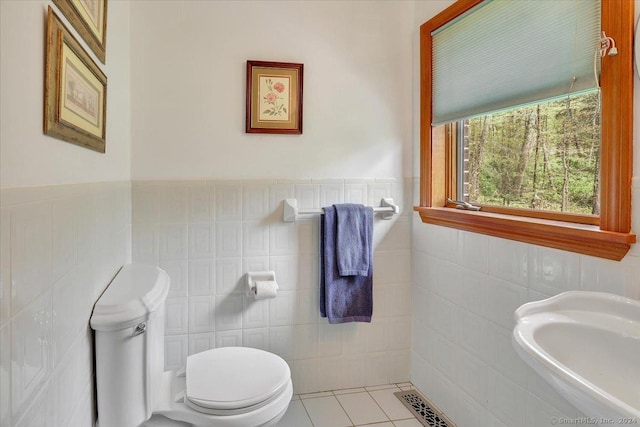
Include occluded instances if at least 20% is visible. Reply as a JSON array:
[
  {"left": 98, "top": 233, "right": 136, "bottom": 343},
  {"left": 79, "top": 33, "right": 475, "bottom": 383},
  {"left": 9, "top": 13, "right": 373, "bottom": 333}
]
[{"left": 90, "top": 264, "right": 170, "bottom": 427}]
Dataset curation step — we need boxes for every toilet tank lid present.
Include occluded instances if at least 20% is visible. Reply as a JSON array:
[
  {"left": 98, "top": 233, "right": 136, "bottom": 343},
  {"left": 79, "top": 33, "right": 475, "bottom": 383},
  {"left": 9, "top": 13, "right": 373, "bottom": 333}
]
[{"left": 90, "top": 264, "right": 170, "bottom": 331}]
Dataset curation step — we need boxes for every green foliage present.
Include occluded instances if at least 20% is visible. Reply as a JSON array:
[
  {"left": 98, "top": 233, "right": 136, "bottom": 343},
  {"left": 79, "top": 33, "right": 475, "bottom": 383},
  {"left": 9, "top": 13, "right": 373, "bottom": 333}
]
[{"left": 465, "top": 92, "right": 600, "bottom": 215}]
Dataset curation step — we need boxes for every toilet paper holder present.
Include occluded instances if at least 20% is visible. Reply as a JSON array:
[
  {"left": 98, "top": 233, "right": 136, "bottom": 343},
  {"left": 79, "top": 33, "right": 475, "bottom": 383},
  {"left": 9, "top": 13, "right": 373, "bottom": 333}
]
[{"left": 246, "top": 271, "right": 278, "bottom": 297}]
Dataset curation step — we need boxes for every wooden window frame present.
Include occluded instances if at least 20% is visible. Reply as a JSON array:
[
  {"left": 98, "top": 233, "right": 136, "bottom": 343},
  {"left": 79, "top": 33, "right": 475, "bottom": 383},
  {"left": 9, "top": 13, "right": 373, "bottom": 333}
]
[{"left": 415, "top": 0, "right": 636, "bottom": 261}]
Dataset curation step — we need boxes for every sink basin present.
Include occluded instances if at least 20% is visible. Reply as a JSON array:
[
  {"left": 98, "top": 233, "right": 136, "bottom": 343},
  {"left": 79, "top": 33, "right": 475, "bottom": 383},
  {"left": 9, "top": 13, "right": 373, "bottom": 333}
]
[{"left": 513, "top": 291, "right": 640, "bottom": 422}]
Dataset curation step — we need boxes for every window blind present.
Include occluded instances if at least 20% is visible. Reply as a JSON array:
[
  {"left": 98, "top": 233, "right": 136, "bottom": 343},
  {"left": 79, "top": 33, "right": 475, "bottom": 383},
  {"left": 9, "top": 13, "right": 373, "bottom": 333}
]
[{"left": 431, "top": 0, "right": 601, "bottom": 126}]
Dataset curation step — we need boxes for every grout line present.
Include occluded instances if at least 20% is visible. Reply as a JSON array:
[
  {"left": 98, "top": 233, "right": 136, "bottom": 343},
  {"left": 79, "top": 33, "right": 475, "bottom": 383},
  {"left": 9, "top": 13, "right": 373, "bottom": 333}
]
[
  {"left": 394, "top": 382, "right": 413, "bottom": 388},
  {"left": 298, "top": 398, "right": 317, "bottom": 427},
  {"left": 332, "top": 390, "right": 356, "bottom": 427},
  {"left": 332, "top": 387, "right": 368, "bottom": 396},
  {"left": 298, "top": 391, "right": 334, "bottom": 400},
  {"left": 366, "top": 388, "right": 395, "bottom": 422},
  {"left": 365, "top": 384, "right": 402, "bottom": 392},
  {"left": 353, "top": 422, "right": 395, "bottom": 426}
]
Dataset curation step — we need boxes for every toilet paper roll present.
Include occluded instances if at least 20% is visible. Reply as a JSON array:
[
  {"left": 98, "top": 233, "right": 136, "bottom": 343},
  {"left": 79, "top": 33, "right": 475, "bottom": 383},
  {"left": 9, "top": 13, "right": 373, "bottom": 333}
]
[{"left": 253, "top": 280, "right": 279, "bottom": 300}]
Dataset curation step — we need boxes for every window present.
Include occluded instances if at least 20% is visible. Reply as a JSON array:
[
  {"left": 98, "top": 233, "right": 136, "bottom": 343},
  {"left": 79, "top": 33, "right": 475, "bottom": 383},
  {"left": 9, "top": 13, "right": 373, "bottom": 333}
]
[
  {"left": 416, "top": 0, "right": 635, "bottom": 260},
  {"left": 461, "top": 92, "right": 601, "bottom": 219}
]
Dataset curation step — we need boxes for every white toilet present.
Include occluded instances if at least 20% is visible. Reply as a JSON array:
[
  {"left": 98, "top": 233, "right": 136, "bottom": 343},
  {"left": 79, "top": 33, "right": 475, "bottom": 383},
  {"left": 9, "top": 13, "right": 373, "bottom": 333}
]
[{"left": 90, "top": 264, "right": 292, "bottom": 427}]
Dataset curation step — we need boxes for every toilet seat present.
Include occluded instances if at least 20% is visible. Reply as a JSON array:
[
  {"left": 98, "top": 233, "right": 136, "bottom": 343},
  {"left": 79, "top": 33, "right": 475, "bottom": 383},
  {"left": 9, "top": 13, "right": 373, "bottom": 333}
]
[{"left": 184, "top": 347, "right": 291, "bottom": 416}]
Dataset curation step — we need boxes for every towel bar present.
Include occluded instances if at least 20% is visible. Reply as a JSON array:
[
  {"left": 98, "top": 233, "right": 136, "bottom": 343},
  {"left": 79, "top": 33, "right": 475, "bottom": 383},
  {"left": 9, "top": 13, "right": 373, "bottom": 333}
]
[{"left": 283, "top": 198, "right": 399, "bottom": 222}]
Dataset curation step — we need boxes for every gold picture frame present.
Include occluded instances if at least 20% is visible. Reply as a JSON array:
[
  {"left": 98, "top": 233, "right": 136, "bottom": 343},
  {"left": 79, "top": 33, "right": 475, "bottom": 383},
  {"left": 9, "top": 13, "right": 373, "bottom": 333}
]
[
  {"left": 53, "top": 0, "right": 107, "bottom": 63},
  {"left": 45, "top": 7, "right": 107, "bottom": 153},
  {"left": 246, "top": 60, "right": 303, "bottom": 134}
]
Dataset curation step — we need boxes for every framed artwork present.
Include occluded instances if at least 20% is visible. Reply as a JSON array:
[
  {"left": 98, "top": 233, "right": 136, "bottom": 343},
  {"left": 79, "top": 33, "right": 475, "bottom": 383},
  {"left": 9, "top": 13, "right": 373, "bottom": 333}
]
[
  {"left": 52, "top": 0, "right": 107, "bottom": 63},
  {"left": 246, "top": 60, "right": 303, "bottom": 134},
  {"left": 44, "top": 7, "right": 107, "bottom": 153}
]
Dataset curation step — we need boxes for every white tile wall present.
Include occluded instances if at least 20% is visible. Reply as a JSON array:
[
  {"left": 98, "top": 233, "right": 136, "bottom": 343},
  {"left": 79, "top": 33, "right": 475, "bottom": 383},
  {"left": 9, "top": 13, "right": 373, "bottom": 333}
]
[
  {"left": 215, "top": 329, "right": 242, "bottom": 348},
  {"left": 10, "top": 202, "right": 52, "bottom": 315},
  {"left": 52, "top": 270, "right": 80, "bottom": 365},
  {"left": 158, "top": 224, "right": 187, "bottom": 261},
  {"left": 12, "top": 380, "right": 53, "bottom": 427},
  {"left": 132, "top": 178, "right": 413, "bottom": 394},
  {"left": 162, "top": 260, "right": 189, "bottom": 297},
  {"left": 411, "top": 172, "right": 640, "bottom": 427},
  {"left": 0, "top": 182, "right": 131, "bottom": 427},
  {"left": 157, "top": 185, "right": 188, "bottom": 224},
  {"left": 188, "top": 296, "right": 215, "bottom": 333},
  {"left": 187, "top": 260, "right": 214, "bottom": 296},
  {"left": 165, "top": 298, "right": 189, "bottom": 335},
  {"left": 216, "top": 258, "right": 242, "bottom": 295},
  {"left": 215, "top": 183, "right": 242, "bottom": 221},
  {"left": 243, "top": 183, "right": 271, "bottom": 221},
  {"left": 1, "top": 323, "right": 10, "bottom": 427},
  {"left": 165, "top": 335, "right": 188, "bottom": 371},
  {"left": 243, "top": 327, "right": 270, "bottom": 351},
  {"left": 189, "top": 223, "right": 216, "bottom": 259},
  {"left": 187, "top": 183, "right": 216, "bottom": 223},
  {"left": 188, "top": 332, "right": 215, "bottom": 356},
  {"left": 215, "top": 294, "right": 243, "bottom": 331}
]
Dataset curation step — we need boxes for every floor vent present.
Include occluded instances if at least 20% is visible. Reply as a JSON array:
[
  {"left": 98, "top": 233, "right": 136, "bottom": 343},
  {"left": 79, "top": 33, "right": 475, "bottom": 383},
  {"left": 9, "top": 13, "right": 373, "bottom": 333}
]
[{"left": 394, "top": 390, "right": 455, "bottom": 427}]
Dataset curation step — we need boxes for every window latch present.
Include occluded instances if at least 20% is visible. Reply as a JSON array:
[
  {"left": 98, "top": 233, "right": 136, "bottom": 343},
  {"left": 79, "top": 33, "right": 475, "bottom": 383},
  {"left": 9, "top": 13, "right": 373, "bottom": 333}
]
[{"left": 446, "top": 198, "right": 481, "bottom": 211}]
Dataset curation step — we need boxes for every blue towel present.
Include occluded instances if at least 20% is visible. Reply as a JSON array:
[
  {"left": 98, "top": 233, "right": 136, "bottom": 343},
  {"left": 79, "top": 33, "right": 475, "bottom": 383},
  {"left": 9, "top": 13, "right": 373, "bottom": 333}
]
[
  {"left": 320, "top": 205, "right": 373, "bottom": 324},
  {"left": 335, "top": 204, "right": 373, "bottom": 276}
]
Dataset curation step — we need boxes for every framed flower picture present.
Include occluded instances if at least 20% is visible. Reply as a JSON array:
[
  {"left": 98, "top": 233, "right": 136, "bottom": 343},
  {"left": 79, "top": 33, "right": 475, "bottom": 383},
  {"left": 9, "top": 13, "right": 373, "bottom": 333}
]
[
  {"left": 246, "top": 61, "right": 303, "bottom": 134},
  {"left": 44, "top": 7, "right": 107, "bottom": 153}
]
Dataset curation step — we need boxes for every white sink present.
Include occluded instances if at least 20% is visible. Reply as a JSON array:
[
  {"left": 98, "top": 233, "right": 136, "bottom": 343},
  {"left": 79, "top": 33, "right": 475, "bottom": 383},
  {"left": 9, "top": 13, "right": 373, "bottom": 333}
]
[{"left": 513, "top": 291, "right": 640, "bottom": 423}]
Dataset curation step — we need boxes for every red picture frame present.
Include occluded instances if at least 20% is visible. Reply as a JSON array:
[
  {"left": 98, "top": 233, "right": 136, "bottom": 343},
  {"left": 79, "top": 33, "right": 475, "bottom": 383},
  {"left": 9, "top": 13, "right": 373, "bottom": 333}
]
[{"left": 246, "top": 60, "right": 303, "bottom": 134}]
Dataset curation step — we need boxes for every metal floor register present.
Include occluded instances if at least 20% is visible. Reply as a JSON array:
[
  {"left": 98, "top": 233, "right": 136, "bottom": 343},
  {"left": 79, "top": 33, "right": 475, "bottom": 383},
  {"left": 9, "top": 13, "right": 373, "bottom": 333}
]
[{"left": 394, "top": 390, "right": 455, "bottom": 427}]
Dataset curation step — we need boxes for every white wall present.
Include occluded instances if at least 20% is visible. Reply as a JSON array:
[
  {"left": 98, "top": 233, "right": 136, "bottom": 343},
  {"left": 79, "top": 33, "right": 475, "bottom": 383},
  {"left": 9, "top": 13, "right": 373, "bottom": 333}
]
[
  {"left": 130, "top": 0, "right": 414, "bottom": 181},
  {"left": 132, "top": 178, "right": 414, "bottom": 395},
  {"left": 410, "top": 2, "right": 640, "bottom": 427},
  {"left": 0, "top": 0, "right": 131, "bottom": 188},
  {"left": 0, "top": 182, "right": 131, "bottom": 427},
  {"left": 128, "top": 0, "right": 417, "bottom": 397},
  {"left": 0, "top": 2, "right": 132, "bottom": 426}
]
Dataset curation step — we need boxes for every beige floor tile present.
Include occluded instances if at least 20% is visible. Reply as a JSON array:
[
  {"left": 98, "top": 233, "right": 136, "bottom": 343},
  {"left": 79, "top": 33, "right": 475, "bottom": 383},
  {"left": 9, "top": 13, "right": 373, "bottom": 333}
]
[
  {"left": 275, "top": 400, "right": 313, "bottom": 427},
  {"left": 337, "top": 392, "right": 389, "bottom": 425},
  {"left": 302, "top": 396, "right": 352, "bottom": 427},
  {"left": 393, "top": 419, "right": 423, "bottom": 427},
  {"left": 369, "top": 388, "right": 414, "bottom": 420}
]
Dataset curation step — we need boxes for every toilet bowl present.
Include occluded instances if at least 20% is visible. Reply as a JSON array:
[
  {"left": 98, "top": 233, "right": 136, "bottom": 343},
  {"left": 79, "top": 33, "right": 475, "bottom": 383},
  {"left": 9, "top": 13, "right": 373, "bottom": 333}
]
[
  {"left": 153, "top": 347, "right": 292, "bottom": 427},
  {"left": 90, "top": 264, "right": 292, "bottom": 427}
]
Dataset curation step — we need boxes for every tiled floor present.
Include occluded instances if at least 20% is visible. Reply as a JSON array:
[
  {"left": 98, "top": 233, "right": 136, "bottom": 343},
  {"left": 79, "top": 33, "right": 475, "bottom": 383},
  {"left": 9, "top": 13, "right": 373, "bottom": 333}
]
[{"left": 276, "top": 383, "right": 422, "bottom": 427}]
